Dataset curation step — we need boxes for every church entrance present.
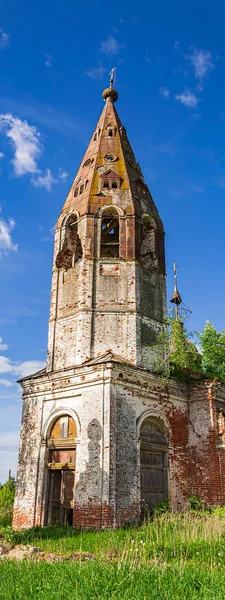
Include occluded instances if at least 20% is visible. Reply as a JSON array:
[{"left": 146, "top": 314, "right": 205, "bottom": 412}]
[
  {"left": 140, "top": 416, "right": 168, "bottom": 517},
  {"left": 45, "top": 415, "right": 76, "bottom": 526}
]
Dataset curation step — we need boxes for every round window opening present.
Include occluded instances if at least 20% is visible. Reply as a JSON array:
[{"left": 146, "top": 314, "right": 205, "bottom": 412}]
[
  {"left": 104, "top": 153, "right": 118, "bottom": 162},
  {"left": 83, "top": 158, "right": 92, "bottom": 168}
]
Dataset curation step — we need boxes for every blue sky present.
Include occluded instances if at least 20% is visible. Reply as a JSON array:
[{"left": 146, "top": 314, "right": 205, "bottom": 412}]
[{"left": 0, "top": 0, "right": 225, "bottom": 482}]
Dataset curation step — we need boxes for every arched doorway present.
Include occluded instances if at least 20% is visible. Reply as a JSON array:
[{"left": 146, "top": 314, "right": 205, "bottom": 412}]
[
  {"left": 46, "top": 415, "right": 77, "bottom": 526},
  {"left": 140, "top": 416, "right": 168, "bottom": 516}
]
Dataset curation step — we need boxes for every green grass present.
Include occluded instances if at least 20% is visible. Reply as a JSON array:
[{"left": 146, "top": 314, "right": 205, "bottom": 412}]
[{"left": 1, "top": 513, "right": 225, "bottom": 599}]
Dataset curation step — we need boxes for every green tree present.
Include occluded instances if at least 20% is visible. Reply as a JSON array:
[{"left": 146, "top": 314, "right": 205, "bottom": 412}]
[
  {"left": 199, "top": 321, "right": 225, "bottom": 382},
  {"left": 154, "top": 317, "right": 201, "bottom": 378},
  {"left": 0, "top": 476, "right": 15, "bottom": 526}
]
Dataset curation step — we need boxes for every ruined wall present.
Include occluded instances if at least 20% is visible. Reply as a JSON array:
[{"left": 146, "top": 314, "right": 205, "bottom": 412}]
[
  {"left": 14, "top": 360, "right": 225, "bottom": 531},
  {"left": 188, "top": 383, "right": 225, "bottom": 507},
  {"left": 12, "top": 389, "right": 43, "bottom": 530},
  {"left": 13, "top": 364, "right": 115, "bottom": 531},
  {"left": 112, "top": 366, "right": 190, "bottom": 524}
]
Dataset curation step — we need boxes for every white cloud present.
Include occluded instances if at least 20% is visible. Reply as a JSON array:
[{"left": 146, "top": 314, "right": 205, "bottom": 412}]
[
  {"left": 189, "top": 183, "right": 206, "bottom": 193},
  {"left": 0, "top": 379, "right": 14, "bottom": 387},
  {"left": 85, "top": 66, "right": 107, "bottom": 80},
  {"left": 159, "top": 87, "right": 170, "bottom": 98},
  {"left": 0, "top": 430, "right": 20, "bottom": 484},
  {"left": 59, "top": 169, "right": 68, "bottom": 181},
  {"left": 185, "top": 48, "right": 214, "bottom": 81},
  {"left": 0, "top": 356, "right": 45, "bottom": 378},
  {"left": 0, "top": 29, "right": 9, "bottom": 49},
  {"left": 44, "top": 53, "right": 52, "bottom": 67},
  {"left": 175, "top": 90, "right": 199, "bottom": 108},
  {"left": 0, "top": 356, "right": 13, "bottom": 373},
  {"left": 0, "top": 114, "right": 41, "bottom": 176},
  {"left": 100, "top": 36, "right": 122, "bottom": 56},
  {"left": 0, "top": 152, "right": 4, "bottom": 159},
  {"left": 13, "top": 360, "right": 46, "bottom": 378},
  {"left": 32, "top": 168, "right": 58, "bottom": 191},
  {"left": 0, "top": 337, "right": 8, "bottom": 351},
  {"left": 0, "top": 216, "right": 17, "bottom": 257}
]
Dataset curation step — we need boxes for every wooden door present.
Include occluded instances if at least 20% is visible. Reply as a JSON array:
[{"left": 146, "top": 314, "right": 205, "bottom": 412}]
[
  {"left": 61, "top": 470, "right": 75, "bottom": 526},
  {"left": 48, "top": 470, "right": 61, "bottom": 525},
  {"left": 47, "top": 469, "right": 75, "bottom": 526},
  {"left": 140, "top": 417, "right": 168, "bottom": 515}
]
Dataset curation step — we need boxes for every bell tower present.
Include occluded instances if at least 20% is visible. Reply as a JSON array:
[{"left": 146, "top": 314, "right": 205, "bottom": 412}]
[
  {"left": 13, "top": 80, "right": 169, "bottom": 532},
  {"left": 47, "top": 83, "right": 166, "bottom": 372}
]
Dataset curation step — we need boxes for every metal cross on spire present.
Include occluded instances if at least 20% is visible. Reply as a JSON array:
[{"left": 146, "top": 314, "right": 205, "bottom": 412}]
[
  {"left": 170, "top": 263, "right": 182, "bottom": 319},
  {"left": 170, "top": 263, "right": 192, "bottom": 321},
  {"left": 109, "top": 67, "right": 116, "bottom": 88}
]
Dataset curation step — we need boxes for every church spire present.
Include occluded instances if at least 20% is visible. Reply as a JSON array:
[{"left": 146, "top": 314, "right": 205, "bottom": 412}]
[
  {"left": 47, "top": 78, "right": 167, "bottom": 371},
  {"left": 56, "top": 74, "right": 163, "bottom": 230}
]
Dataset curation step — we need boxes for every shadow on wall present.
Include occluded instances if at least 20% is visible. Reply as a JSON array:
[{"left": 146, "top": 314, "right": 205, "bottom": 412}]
[
  {"left": 74, "top": 396, "right": 139, "bottom": 527},
  {"left": 75, "top": 418, "right": 109, "bottom": 508}
]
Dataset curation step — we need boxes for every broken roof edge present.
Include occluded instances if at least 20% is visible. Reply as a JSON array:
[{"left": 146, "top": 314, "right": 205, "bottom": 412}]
[{"left": 17, "top": 367, "right": 47, "bottom": 384}]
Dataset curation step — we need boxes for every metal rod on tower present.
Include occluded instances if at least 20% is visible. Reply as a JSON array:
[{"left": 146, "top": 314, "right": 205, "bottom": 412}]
[
  {"left": 109, "top": 67, "right": 116, "bottom": 88},
  {"left": 170, "top": 263, "right": 182, "bottom": 319}
]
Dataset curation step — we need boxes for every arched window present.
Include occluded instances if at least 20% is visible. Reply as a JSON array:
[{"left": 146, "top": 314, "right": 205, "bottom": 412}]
[
  {"left": 93, "top": 132, "right": 97, "bottom": 141},
  {"left": 140, "top": 416, "right": 168, "bottom": 517},
  {"left": 79, "top": 184, "right": 84, "bottom": 194},
  {"left": 46, "top": 414, "right": 77, "bottom": 526},
  {"left": 100, "top": 207, "right": 119, "bottom": 258},
  {"left": 55, "top": 215, "right": 82, "bottom": 270},
  {"left": 74, "top": 187, "right": 78, "bottom": 197},
  {"left": 108, "top": 129, "right": 113, "bottom": 137}
]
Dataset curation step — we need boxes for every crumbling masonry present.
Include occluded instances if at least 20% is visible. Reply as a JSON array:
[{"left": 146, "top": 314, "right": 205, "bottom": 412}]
[{"left": 13, "top": 85, "right": 225, "bottom": 530}]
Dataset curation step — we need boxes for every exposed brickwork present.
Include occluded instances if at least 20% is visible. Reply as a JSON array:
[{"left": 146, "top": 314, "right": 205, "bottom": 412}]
[{"left": 13, "top": 87, "right": 225, "bottom": 532}]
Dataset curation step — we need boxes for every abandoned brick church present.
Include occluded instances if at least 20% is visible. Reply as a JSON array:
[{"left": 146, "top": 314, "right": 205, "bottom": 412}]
[{"left": 13, "top": 82, "right": 225, "bottom": 530}]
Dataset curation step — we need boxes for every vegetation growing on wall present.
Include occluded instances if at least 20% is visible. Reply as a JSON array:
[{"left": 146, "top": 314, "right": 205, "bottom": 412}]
[{"left": 154, "top": 318, "right": 225, "bottom": 383}]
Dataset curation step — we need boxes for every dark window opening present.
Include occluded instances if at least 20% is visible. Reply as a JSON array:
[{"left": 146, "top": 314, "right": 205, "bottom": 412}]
[
  {"left": 103, "top": 180, "right": 109, "bottom": 188},
  {"left": 112, "top": 181, "right": 117, "bottom": 189},
  {"left": 74, "top": 187, "right": 78, "bottom": 197},
  {"left": 93, "top": 133, "right": 97, "bottom": 141},
  {"left": 100, "top": 211, "right": 119, "bottom": 258},
  {"left": 108, "top": 129, "right": 113, "bottom": 137},
  {"left": 56, "top": 216, "right": 83, "bottom": 270},
  {"left": 79, "top": 184, "right": 84, "bottom": 194}
]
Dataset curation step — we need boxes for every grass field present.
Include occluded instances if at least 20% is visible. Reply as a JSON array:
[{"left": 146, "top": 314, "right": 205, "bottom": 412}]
[{"left": 1, "top": 512, "right": 225, "bottom": 599}]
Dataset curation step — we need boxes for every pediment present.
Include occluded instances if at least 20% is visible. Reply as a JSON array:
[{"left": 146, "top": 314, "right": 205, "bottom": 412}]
[{"left": 100, "top": 169, "right": 120, "bottom": 179}]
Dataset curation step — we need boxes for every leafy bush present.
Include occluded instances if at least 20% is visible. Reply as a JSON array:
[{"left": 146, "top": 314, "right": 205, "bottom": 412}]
[
  {"left": 154, "top": 317, "right": 225, "bottom": 384},
  {"left": 198, "top": 321, "right": 225, "bottom": 383},
  {"left": 0, "top": 477, "right": 15, "bottom": 527},
  {"left": 188, "top": 494, "right": 203, "bottom": 512},
  {"left": 154, "top": 499, "right": 171, "bottom": 515}
]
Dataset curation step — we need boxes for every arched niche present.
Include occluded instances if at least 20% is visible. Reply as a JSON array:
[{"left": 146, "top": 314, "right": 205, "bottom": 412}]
[
  {"left": 45, "top": 413, "right": 77, "bottom": 527},
  {"left": 100, "top": 206, "right": 120, "bottom": 258},
  {"left": 139, "top": 416, "right": 168, "bottom": 516},
  {"left": 56, "top": 214, "right": 82, "bottom": 270}
]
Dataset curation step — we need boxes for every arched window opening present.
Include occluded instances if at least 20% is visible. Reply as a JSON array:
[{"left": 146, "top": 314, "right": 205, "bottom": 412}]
[
  {"left": 140, "top": 417, "right": 168, "bottom": 518},
  {"left": 49, "top": 415, "right": 77, "bottom": 442},
  {"left": 74, "top": 187, "right": 78, "bottom": 197},
  {"left": 46, "top": 414, "right": 77, "bottom": 526},
  {"left": 112, "top": 181, "right": 117, "bottom": 189},
  {"left": 103, "top": 180, "right": 109, "bottom": 188},
  {"left": 100, "top": 208, "right": 119, "bottom": 258},
  {"left": 108, "top": 129, "right": 113, "bottom": 137},
  {"left": 93, "top": 132, "right": 97, "bottom": 141},
  {"left": 55, "top": 215, "right": 82, "bottom": 270},
  {"left": 79, "top": 184, "right": 84, "bottom": 194}
]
